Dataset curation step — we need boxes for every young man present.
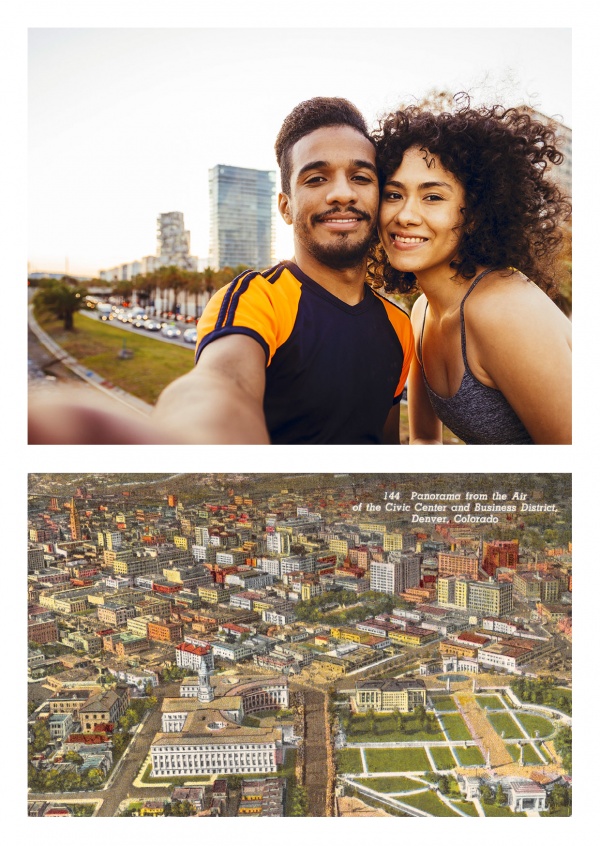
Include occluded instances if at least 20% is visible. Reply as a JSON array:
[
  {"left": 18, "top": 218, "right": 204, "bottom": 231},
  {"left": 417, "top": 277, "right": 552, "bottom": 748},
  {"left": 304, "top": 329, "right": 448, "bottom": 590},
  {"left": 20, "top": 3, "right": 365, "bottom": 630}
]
[{"left": 29, "top": 98, "right": 414, "bottom": 445}]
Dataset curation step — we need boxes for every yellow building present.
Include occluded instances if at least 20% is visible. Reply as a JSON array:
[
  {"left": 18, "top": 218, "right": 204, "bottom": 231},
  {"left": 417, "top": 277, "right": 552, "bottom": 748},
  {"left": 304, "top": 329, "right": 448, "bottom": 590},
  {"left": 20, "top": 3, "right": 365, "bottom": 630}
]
[
  {"left": 355, "top": 678, "right": 426, "bottom": 712},
  {"left": 329, "top": 539, "right": 349, "bottom": 556},
  {"left": 439, "top": 640, "right": 479, "bottom": 659},
  {"left": 330, "top": 626, "right": 372, "bottom": 644},
  {"left": 383, "top": 533, "right": 404, "bottom": 552},
  {"left": 388, "top": 628, "right": 435, "bottom": 647}
]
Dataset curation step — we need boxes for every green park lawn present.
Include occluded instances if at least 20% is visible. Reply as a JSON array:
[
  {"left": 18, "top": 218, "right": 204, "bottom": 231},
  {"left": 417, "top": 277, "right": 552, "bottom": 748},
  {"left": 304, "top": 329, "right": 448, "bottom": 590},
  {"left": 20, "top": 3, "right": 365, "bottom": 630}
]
[
  {"left": 453, "top": 745, "right": 486, "bottom": 766},
  {"left": 429, "top": 746, "right": 457, "bottom": 770},
  {"left": 450, "top": 799, "right": 479, "bottom": 817},
  {"left": 506, "top": 743, "right": 545, "bottom": 765},
  {"left": 481, "top": 803, "right": 526, "bottom": 818},
  {"left": 365, "top": 747, "right": 431, "bottom": 773},
  {"left": 517, "top": 713, "right": 554, "bottom": 738},
  {"left": 488, "top": 712, "right": 525, "bottom": 739},
  {"left": 399, "top": 789, "right": 461, "bottom": 817},
  {"left": 439, "top": 713, "right": 472, "bottom": 741},
  {"left": 336, "top": 748, "right": 363, "bottom": 774},
  {"left": 476, "top": 695, "right": 505, "bottom": 710},
  {"left": 355, "top": 775, "right": 424, "bottom": 793},
  {"left": 38, "top": 313, "right": 194, "bottom": 404},
  {"left": 346, "top": 712, "right": 444, "bottom": 743},
  {"left": 430, "top": 696, "right": 457, "bottom": 712}
]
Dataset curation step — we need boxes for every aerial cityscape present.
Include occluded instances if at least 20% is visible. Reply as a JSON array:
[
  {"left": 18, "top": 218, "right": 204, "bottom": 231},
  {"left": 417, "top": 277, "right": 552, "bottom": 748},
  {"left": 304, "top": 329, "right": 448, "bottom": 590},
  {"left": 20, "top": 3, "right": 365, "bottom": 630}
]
[{"left": 27, "top": 472, "right": 572, "bottom": 818}]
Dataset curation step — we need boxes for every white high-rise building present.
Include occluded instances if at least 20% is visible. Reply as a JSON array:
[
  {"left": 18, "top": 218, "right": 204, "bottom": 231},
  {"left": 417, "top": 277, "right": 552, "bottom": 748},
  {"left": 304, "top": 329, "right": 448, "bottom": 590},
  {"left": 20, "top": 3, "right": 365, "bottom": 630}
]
[{"left": 370, "top": 553, "right": 421, "bottom": 596}]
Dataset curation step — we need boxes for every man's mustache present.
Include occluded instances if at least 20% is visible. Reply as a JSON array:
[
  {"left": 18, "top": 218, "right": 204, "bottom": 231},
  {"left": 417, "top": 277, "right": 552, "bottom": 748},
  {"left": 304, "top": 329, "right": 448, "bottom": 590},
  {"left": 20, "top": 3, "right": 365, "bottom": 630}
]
[{"left": 311, "top": 206, "right": 372, "bottom": 225}]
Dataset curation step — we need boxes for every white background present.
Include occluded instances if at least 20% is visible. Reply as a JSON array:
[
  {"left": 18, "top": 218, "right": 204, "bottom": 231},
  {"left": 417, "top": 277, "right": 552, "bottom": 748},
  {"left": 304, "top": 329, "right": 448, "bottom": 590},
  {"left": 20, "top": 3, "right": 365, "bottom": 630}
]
[{"left": 5, "top": 1, "right": 594, "bottom": 843}]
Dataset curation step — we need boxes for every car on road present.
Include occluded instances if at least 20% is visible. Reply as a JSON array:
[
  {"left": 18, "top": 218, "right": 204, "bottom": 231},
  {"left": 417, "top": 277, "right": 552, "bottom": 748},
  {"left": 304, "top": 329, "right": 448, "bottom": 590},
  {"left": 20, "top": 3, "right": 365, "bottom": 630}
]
[
  {"left": 131, "top": 316, "right": 148, "bottom": 328},
  {"left": 161, "top": 323, "right": 181, "bottom": 339},
  {"left": 144, "top": 319, "right": 162, "bottom": 332},
  {"left": 182, "top": 327, "right": 197, "bottom": 344}
]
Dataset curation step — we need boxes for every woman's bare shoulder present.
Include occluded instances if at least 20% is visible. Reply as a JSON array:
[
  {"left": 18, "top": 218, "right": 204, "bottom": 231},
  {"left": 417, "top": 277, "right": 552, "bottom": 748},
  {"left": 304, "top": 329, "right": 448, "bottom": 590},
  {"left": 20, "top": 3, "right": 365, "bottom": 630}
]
[
  {"left": 409, "top": 292, "right": 428, "bottom": 326},
  {"left": 466, "top": 269, "right": 570, "bottom": 332}
]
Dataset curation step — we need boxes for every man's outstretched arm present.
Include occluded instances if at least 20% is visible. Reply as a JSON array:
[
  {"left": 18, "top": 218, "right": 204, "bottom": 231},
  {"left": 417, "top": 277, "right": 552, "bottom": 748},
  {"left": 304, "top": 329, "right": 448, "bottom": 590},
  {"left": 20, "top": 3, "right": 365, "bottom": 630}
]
[
  {"left": 28, "top": 334, "right": 269, "bottom": 445},
  {"left": 152, "top": 334, "right": 270, "bottom": 443}
]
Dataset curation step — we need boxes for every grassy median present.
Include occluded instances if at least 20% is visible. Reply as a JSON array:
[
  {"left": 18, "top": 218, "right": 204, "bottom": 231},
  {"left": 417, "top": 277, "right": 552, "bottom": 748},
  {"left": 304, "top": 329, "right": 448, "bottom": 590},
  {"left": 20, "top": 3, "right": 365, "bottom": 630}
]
[{"left": 38, "top": 313, "right": 195, "bottom": 405}]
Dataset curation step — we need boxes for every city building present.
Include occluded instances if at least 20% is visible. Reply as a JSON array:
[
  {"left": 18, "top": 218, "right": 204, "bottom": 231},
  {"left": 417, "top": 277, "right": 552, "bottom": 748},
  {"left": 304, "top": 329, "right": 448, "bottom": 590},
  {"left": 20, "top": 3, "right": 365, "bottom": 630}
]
[
  {"left": 437, "top": 575, "right": 513, "bottom": 616},
  {"left": 208, "top": 165, "right": 276, "bottom": 269},
  {"left": 482, "top": 540, "right": 519, "bottom": 577},
  {"left": 370, "top": 554, "right": 421, "bottom": 596},
  {"left": 151, "top": 672, "right": 287, "bottom": 777},
  {"left": 99, "top": 211, "right": 198, "bottom": 282},
  {"left": 354, "top": 678, "right": 427, "bottom": 712},
  {"left": 78, "top": 686, "right": 130, "bottom": 732}
]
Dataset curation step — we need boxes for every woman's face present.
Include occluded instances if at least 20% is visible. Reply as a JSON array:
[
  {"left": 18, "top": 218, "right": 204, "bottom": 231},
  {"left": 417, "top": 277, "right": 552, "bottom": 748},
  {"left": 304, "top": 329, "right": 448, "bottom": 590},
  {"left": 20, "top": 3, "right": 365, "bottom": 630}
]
[{"left": 378, "top": 146, "right": 467, "bottom": 280}]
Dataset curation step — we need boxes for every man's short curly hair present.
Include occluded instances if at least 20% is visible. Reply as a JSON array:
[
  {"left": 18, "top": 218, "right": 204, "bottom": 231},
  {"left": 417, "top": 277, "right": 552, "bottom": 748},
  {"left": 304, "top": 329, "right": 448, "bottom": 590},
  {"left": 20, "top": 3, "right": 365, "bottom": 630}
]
[
  {"left": 275, "top": 97, "right": 371, "bottom": 195},
  {"left": 367, "top": 99, "right": 571, "bottom": 296}
]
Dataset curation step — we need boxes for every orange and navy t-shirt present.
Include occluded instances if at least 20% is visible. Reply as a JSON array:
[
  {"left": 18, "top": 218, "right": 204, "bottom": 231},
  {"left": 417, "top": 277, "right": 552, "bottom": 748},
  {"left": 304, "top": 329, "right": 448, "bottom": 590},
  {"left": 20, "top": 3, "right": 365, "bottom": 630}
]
[{"left": 196, "top": 260, "right": 414, "bottom": 444}]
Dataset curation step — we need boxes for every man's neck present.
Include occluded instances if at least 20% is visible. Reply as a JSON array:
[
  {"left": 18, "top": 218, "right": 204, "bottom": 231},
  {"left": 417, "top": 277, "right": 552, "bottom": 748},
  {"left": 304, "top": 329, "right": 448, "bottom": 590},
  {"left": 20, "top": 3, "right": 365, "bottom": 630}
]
[{"left": 292, "top": 244, "right": 367, "bottom": 305}]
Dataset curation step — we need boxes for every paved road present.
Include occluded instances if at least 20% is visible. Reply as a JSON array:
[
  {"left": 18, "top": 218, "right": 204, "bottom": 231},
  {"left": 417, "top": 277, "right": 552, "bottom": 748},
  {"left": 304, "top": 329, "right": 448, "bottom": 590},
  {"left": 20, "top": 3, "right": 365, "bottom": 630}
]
[
  {"left": 29, "top": 683, "right": 180, "bottom": 817},
  {"left": 290, "top": 684, "right": 330, "bottom": 817}
]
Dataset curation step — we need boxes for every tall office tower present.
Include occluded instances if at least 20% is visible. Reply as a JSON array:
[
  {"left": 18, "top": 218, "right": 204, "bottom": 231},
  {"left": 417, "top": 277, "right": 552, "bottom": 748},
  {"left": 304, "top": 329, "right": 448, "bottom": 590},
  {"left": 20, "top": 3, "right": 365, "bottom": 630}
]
[
  {"left": 370, "top": 553, "right": 421, "bottom": 596},
  {"left": 266, "top": 529, "right": 291, "bottom": 556},
  {"left": 69, "top": 497, "right": 81, "bottom": 541},
  {"left": 156, "top": 212, "right": 198, "bottom": 271},
  {"left": 208, "top": 165, "right": 276, "bottom": 270},
  {"left": 482, "top": 539, "right": 519, "bottom": 577}
]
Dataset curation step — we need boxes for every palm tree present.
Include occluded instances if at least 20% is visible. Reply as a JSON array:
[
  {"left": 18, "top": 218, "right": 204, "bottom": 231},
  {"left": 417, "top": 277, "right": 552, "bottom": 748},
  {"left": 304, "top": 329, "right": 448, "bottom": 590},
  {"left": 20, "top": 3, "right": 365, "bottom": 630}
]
[
  {"left": 33, "top": 278, "right": 87, "bottom": 330},
  {"left": 112, "top": 278, "right": 133, "bottom": 306},
  {"left": 133, "top": 273, "right": 152, "bottom": 311},
  {"left": 185, "top": 270, "right": 207, "bottom": 318},
  {"left": 154, "top": 265, "right": 188, "bottom": 315}
]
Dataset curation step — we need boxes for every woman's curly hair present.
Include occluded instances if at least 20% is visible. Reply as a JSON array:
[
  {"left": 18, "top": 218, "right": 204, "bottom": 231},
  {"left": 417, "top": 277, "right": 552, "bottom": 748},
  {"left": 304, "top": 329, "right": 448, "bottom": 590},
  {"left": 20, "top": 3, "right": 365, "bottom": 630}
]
[{"left": 367, "top": 97, "right": 571, "bottom": 296}]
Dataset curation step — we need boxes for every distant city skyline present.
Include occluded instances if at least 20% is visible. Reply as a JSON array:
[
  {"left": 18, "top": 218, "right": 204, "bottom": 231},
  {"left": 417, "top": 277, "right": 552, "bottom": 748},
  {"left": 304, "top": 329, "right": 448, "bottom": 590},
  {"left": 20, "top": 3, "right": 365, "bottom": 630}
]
[{"left": 28, "top": 27, "right": 571, "bottom": 277}]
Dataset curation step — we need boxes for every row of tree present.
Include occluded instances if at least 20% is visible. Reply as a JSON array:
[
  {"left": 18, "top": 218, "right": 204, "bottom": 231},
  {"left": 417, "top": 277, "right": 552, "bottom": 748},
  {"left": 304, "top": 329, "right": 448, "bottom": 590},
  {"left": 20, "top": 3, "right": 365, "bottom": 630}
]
[
  {"left": 30, "top": 263, "right": 250, "bottom": 331},
  {"left": 510, "top": 676, "right": 571, "bottom": 715}
]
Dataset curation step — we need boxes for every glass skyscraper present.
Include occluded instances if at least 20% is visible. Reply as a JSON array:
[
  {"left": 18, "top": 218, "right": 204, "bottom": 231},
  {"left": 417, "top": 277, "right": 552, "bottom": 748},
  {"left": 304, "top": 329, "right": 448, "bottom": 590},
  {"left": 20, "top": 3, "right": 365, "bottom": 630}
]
[{"left": 208, "top": 165, "right": 276, "bottom": 270}]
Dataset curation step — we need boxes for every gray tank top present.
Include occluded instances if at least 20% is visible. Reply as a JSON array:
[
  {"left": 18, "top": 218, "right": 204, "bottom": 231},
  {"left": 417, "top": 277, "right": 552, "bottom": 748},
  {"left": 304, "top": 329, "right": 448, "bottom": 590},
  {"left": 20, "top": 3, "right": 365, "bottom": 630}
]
[{"left": 419, "top": 269, "right": 534, "bottom": 444}]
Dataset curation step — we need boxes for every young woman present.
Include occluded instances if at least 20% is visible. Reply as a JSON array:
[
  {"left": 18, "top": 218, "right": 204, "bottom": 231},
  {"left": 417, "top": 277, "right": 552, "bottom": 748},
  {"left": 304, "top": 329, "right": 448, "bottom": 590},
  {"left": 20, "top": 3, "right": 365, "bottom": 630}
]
[{"left": 368, "top": 100, "right": 572, "bottom": 444}]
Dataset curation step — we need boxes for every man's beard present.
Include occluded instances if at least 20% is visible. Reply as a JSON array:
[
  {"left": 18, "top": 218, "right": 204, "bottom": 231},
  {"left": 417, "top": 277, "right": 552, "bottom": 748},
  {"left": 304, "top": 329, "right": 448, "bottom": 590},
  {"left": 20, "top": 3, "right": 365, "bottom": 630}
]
[{"left": 296, "top": 209, "right": 375, "bottom": 270}]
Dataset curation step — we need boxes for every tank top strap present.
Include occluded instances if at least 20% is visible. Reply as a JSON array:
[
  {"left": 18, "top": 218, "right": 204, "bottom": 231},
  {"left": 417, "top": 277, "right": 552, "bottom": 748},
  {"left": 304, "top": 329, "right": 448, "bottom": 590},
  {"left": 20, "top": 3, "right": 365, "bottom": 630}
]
[
  {"left": 418, "top": 300, "right": 429, "bottom": 362},
  {"left": 459, "top": 268, "right": 498, "bottom": 366}
]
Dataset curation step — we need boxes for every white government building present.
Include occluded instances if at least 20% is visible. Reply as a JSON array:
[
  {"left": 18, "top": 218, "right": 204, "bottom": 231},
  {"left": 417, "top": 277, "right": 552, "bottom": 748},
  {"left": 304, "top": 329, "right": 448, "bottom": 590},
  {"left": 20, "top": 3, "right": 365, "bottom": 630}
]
[{"left": 151, "top": 659, "right": 289, "bottom": 777}]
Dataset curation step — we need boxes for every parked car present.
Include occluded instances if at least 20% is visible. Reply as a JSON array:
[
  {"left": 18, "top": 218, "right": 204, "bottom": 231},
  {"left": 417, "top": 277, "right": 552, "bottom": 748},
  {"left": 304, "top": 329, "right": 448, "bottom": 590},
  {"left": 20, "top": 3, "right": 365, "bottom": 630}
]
[{"left": 183, "top": 327, "right": 197, "bottom": 344}]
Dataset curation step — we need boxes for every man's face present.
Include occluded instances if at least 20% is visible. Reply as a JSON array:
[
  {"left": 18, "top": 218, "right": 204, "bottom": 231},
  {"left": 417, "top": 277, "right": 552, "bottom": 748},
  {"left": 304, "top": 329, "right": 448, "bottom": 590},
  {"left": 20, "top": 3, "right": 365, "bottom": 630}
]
[{"left": 279, "top": 125, "right": 379, "bottom": 270}]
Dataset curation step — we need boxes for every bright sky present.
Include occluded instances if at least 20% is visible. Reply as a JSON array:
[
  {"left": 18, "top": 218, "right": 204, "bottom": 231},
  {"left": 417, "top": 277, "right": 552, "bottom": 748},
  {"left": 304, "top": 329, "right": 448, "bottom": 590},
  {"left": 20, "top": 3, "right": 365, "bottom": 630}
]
[{"left": 28, "top": 25, "right": 571, "bottom": 277}]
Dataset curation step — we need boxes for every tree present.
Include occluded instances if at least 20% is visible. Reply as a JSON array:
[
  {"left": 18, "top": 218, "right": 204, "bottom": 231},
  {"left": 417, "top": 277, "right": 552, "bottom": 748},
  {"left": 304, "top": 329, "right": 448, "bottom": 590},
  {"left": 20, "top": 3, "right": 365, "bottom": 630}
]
[
  {"left": 549, "top": 784, "right": 571, "bottom": 812},
  {"left": 33, "top": 278, "right": 88, "bottom": 330},
  {"left": 288, "top": 785, "right": 308, "bottom": 817},
  {"left": 413, "top": 704, "right": 427, "bottom": 730},
  {"left": 393, "top": 707, "right": 405, "bottom": 734},
  {"left": 554, "top": 726, "right": 572, "bottom": 773},
  {"left": 112, "top": 730, "right": 130, "bottom": 758},
  {"left": 155, "top": 265, "right": 189, "bottom": 314},
  {"left": 480, "top": 783, "right": 494, "bottom": 805},
  {"left": 30, "top": 720, "right": 51, "bottom": 754},
  {"left": 186, "top": 271, "right": 208, "bottom": 318},
  {"left": 85, "top": 767, "right": 105, "bottom": 787},
  {"left": 438, "top": 775, "right": 450, "bottom": 794},
  {"left": 494, "top": 784, "right": 507, "bottom": 806},
  {"left": 112, "top": 278, "right": 133, "bottom": 306}
]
